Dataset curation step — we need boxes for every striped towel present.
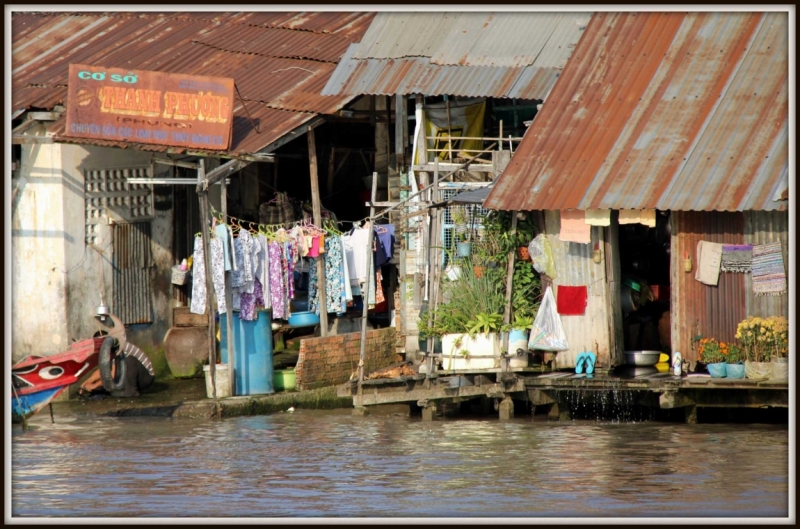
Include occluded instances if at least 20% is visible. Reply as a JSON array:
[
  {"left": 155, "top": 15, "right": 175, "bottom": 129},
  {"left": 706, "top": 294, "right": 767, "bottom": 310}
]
[
  {"left": 751, "top": 242, "right": 786, "bottom": 296},
  {"left": 720, "top": 244, "right": 753, "bottom": 273}
]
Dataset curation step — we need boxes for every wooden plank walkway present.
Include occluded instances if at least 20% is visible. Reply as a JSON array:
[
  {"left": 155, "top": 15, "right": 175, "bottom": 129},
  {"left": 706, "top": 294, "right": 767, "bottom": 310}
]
[{"left": 338, "top": 368, "right": 788, "bottom": 422}]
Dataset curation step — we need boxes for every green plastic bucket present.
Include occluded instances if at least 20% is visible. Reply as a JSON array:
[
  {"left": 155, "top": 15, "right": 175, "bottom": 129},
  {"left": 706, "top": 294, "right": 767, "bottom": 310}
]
[{"left": 274, "top": 369, "right": 296, "bottom": 391}]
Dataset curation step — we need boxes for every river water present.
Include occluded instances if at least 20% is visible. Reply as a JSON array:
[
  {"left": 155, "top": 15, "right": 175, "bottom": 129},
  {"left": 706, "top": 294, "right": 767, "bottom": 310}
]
[{"left": 11, "top": 409, "right": 789, "bottom": 518}]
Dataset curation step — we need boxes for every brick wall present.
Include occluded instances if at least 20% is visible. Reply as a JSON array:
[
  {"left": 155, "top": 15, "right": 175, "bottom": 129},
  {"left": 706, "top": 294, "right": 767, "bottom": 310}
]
[{"left": 295, "top": 328, "right": 399, "bottom": 391}]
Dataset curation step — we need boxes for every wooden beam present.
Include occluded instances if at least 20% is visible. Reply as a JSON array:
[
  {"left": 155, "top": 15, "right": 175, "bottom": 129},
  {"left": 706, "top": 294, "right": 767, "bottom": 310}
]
[
  {"left": 411, "top": 163, "right": 494, "bottom": 173},
  {"left": 12, "top": 135, "right": 53, "bottom": 144},
  {"left": 308, "top": 128, "right": 328, "bottom": 336},
  {"left": 154, "top": 157, "right": 201, "bottom": 169},
  {"left": 196, "top": 160, "right": 218, "bottom": 400},
  {"left": 221, "top": 178, "right": 236, "bottom": 397},
  {"left": 197, "top": 159, "right": 249, "bottom": 192},
  {"left": 359, "top": 172, "right": 379, "bottom": 384},
  {"left": 28, "top": 111, "right": 60, "bottom": 121}
]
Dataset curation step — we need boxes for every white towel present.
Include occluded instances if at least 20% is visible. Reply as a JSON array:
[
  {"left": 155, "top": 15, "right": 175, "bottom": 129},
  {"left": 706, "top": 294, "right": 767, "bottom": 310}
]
[
  {"left": 695, "top": 241, "right": 722, "bottom": 286},
  {"left": 584, "top": 209, "right": 611, "bottom": 226}
]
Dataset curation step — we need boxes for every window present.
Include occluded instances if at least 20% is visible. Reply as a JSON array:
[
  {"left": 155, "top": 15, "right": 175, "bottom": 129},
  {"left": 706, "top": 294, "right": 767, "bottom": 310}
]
[{"left": 84, "top": 167, "right": 154, "bottom": 246}]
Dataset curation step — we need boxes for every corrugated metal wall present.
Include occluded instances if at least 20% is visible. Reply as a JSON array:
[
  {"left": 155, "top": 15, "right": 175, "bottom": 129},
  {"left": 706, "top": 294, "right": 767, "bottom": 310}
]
[
  {"left": 670, "top": 212, "right": 746, "bottom": 363},
  {"left": 113, "top": 221, "right": 154, "bottom": 324},
  {"left": 744, "top": 210, "right": 790, "bottom": 318},
  {"left": 543, "top": 211, "right": 612, "bottom": 369}
]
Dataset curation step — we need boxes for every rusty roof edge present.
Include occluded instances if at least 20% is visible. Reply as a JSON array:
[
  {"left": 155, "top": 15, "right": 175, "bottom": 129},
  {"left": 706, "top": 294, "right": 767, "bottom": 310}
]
[{"left": 189, "top": 39, "right": 342, "bottom": 64}]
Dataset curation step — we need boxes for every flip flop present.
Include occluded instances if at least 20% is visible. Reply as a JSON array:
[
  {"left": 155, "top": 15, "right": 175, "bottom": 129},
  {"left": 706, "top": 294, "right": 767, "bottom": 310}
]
[
  {"left": 584, "top": 351, "right": 597, "bottom": 375},
  {"left": 574, "top": 352, "right": 587, "bottom": 374}
]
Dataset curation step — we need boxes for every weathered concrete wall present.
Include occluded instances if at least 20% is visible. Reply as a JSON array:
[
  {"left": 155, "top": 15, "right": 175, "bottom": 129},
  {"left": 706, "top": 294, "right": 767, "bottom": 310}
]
[
  {"left": 12, "top": 135, "right": 70, "bottom": 360},
  {"left": 295, "top": 328, "right": 399, "bottom": 390},
  {"left": 12, "top": 137, "right": 176, "bottom": 360}
]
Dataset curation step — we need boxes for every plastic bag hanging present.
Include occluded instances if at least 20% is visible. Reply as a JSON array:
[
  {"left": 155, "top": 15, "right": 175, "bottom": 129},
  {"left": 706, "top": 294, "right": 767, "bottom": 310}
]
[
  {"left": 528, "top": 234, "right": 557, "bottom": 279},
  {"left": 528, "top": 286, "right": 569, "bottom": 351}
]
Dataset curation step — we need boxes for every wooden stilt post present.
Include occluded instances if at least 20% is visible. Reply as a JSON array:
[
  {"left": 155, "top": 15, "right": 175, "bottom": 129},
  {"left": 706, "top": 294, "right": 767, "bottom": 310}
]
[
  {"left": 197, "top": 160, "right": 217, "bottom": 400},
  {"left": 308, "top": 128, "right": 328, "bottom": 336},
  {"left": 221, "top": 177, "right": 235, "bottom": 397},
  {"left": 359, "top": 172, "right": 379, "bottom": 384}
]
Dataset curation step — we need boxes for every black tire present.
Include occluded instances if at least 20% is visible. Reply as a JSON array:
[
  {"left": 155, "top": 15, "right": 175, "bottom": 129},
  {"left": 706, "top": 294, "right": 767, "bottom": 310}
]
[{"left": 99, "top": 336, "right": 127, "bottom": 393}]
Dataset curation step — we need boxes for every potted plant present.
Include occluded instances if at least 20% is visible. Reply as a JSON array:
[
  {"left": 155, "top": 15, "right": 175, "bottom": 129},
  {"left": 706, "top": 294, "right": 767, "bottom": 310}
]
[
  {"left": 768, "top": 316, "right": 788, "bottom": 380},
  {"left": 699, "top": 338, "right": 727, "bottom": 377},
  {"left": 505, "top": 314, "right": 534, "bottom": 368},
  {"left": 725, "top": 344, "right": 745, "bottom": 379},
  {"left": 451, "top": 208, "right": 472, "bottom": 257},
  {"left": 737, "top": 317, "right": 773, "bottom": 380}
]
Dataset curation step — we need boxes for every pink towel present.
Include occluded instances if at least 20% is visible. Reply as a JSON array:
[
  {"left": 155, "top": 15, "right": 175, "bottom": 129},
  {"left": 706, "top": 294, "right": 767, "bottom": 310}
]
[
  {"left": 559, "top": 210, "right": 591, "bottom": 244},
  {"left": 307, "top": 236, "right": 320, "bottom": 258}
]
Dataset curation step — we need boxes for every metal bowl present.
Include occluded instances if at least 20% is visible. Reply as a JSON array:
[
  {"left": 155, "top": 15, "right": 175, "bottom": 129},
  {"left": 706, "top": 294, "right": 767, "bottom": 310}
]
[{"left": 624, "top": 350, "right": 661, "bottom": 366}]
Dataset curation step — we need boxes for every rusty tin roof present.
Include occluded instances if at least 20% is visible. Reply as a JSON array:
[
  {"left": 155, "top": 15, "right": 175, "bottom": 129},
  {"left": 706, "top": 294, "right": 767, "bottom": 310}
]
[
  {"left": 12, "top": 12, "right": 374, "bottom": 156},
  {"left": 484, "top": 12, "right": 789, "bottom": 212},
  {"left": 321, "top": 12, "right": 590, "bottom": 99}
]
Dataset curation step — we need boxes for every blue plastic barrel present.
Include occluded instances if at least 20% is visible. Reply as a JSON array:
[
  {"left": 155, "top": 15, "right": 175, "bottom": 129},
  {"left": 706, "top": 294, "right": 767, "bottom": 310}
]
[{"left": 220, "top": 310, "right": 275, "bottom": 396}]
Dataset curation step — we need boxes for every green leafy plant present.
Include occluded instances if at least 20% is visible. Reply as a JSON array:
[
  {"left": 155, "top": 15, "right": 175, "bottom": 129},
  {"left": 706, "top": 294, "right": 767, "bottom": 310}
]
[
  {"left": 726, "top": 344, "right": 743, "bottom": 364},
  {"left": 467, "top": 312, "right": 504, "bottom": 335},
  {"left": 511, "top": 314, "right": 533, "bottom": 331}
]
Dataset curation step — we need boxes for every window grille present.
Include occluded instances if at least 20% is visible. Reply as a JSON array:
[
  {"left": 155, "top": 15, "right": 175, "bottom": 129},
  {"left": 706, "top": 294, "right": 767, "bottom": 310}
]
[
  {"left": 85, "top": 167, "right": 154, "bottom": 246},
  {"left": 438, "top": 183, "right": 488, "bottom": 268}
]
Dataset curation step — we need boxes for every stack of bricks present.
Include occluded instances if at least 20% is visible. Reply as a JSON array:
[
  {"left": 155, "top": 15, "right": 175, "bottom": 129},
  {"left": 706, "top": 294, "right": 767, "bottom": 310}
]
[{"left": 295, "top": 328, "right": 400, "bottom": 391}]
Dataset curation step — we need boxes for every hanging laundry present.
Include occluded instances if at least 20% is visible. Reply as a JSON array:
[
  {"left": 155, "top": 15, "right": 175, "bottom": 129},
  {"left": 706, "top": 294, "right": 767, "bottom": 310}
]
[
  {"left": 584, "top": 209, "right": 611, "bottom": 227},
  {"left": 343, "top": 226, "right": 372, "bottom": 285},
  {"left": 375, "top": 269, "right": 385, "bottom": 305},
  {"left": 190, "top": 236, "right": 207, "bottom": 315},
  {"left": 209, "top": 237, "right": 227, "bottom": 314},
  {"left": 559, "top": 210, "right": 591, "bottom": 244},
  {"left": 640, "top": 209, "right": 656, "bottom": 228},
  {"left": 375, "top": 224, "right": 396, "bottom": 264},
  {"left": 556, "top": 285, "right": 588, "bottom": 315},
  {"left": 695, "top": 240, "right": 723, "bottom": 286},
  {"left": 256, "top": 234, "right": 271, "bottom": 309},
  {"left": 214, "top": 223, "right": 233, "bottom": 271},
  {"left": 752, "top": 242, "right": 786, "bottom": 296},
  {"left": 341, "top": 237, "right": 353, "bottom": 303},
  {"left": 239, "top": 230, "right": 255, "bottom": 294},
  {"left": 268, "top": 242, "right": 287, "bottom": 319},
  {"left": 720, "top": 244, "right": 753, "bottom": 273},
  {"left": 240, "top": 277, "right": 265, "bottom": 321},
  {"left": 619, "top": 209, "right": 641, "bottom": 224},
  {"left": 231, "top": 236, "right": 245, "bottom": 288}
]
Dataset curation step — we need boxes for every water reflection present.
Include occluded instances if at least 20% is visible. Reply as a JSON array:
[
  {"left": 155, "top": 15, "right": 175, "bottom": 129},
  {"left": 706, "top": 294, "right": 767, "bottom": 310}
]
[{"left": 12, "top": 411, "right": 788, "bottom": 518}]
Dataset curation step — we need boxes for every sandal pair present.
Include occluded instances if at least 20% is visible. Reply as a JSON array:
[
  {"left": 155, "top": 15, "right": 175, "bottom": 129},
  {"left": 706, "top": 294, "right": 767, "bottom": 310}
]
[{"left": 575, "top": 351, "right": 597, "bottom": 375}]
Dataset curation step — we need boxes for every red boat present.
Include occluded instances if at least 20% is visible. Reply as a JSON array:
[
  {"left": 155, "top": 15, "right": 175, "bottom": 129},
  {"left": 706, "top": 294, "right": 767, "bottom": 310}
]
[{"left": 11, "top": 337, "right": 104, "bottom": 421}]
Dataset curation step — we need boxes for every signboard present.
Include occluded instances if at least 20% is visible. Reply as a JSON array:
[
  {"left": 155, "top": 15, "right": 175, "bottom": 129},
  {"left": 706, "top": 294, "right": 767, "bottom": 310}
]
[{"left": 65, "top": 64, "right": 235, "bottom": 151}]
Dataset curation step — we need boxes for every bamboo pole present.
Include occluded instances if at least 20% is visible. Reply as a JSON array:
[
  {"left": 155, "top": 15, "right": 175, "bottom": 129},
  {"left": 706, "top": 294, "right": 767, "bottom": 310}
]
[
  {"left": 308, "top": 128, "right": 328, "bottom": 336},
  {"left": 445, "top": 96, "right": 453, "bottom": 162},
  {"left": 221, "top": 177, "right": 235, "bottom": 397},
  {"left": 359, "top": 172, "right": 379, "bottom": 384},
  {"left": 425, "top": 159, "right": 441, "bottom": 378},
  {"left": 502, "top": 211, "right": 518, "bottom": 373},
  {"left": 197, "top": 160, "right": 217, "bottom": 400}
]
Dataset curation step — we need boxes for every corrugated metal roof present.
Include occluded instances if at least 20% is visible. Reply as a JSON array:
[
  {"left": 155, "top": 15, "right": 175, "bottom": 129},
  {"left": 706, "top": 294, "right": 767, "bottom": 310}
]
[
  {"left": 485, "top": 12, "right": 788, "bottom": 212},
  {"left": 322, "top": 12, "right": 590, "bottom": 99},
  {"left": 12, "top": 12, "right": 370, "bottom": 155}
]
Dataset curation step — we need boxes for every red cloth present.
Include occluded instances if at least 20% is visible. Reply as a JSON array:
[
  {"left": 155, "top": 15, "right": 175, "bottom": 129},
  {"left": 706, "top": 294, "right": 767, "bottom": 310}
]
[{"left": 557, "top": 285, "right": 588, "bottom": 315}]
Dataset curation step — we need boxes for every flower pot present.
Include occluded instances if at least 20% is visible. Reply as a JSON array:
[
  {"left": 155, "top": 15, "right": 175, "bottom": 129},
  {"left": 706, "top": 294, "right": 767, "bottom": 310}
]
[
  {"left": 456, "top": 242, "right": 472, "bottom": 257},
  {"left": 517, "top": 246, "right": 531, "bottom": 262},
  {"left": 707, "top": 362, "right": 727, "bottom": 378},
  {"left": 725, "top": 362, "right": 745, "bottom": 379},
  {"left": 745, "top": 360, "right": 771, "bottom": 380},
  {"left": 507, "top": 329, "right": 530, "bottom": 368},
  {"left": 770, "top": 357, "right": 787, "bottom": 381},
  {"left": 441, "top": 333, "right": 501, "bottom": 370}
]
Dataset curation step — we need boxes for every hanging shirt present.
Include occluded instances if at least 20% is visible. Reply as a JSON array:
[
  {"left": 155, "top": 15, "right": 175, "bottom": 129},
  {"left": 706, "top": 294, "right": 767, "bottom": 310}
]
[
  {"left": 209, "top": 237, "right": 227, "bottom": 314},
  {"left": 231, "top": 236, "right": 245, "bottom": 287},
  {"left": 343, "top": 226, "right": 371, "bottom": 285},
  {"left": 257, "top": 234, "right": 271, "bottom": 310},
  {"left": 190, "top": 236, "right": 207, "bottom": 315},
  {"left": 268, "top": 242, "right": 286, "bottom": 319},
  {"left": 214, "top": 224, "right": 233, "bottom": 271},
  {"left": 374, "top": 224, "right": 395, "bottom": 267}
]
